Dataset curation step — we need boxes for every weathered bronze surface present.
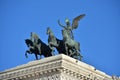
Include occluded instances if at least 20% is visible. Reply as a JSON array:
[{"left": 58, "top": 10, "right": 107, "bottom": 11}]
[
  {"left": 25, "top": 14, "right": 85, "bottom": 60},
  {"left": 25, "top": 32, "right": 52, "bottom": 60}
]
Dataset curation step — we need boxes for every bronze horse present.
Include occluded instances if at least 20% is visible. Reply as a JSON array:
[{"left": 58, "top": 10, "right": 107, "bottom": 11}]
[
  {"left": 25, "top": 35, "right": 53, "bottom": 60},
  {"left": 62, "top": 29, "right": 82, "bottom": 60},
  {"left": 46, "top": 27, "right": 66, "bottom": 54},
  {"left": 47, "top": 27, "right": 82, "bottom": 60}
]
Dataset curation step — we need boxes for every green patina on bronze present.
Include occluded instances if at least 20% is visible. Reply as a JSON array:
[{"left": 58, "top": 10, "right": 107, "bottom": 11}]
[{"left": 25, "top": 14, "right": 85, "bottom": 61}]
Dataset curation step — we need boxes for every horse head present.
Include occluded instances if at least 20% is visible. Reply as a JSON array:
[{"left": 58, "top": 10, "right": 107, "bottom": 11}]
[{"left": 25, "top": 39, "right": 33, "bottom": 47}]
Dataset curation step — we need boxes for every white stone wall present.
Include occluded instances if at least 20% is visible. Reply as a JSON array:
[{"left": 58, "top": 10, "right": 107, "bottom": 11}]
[{"left": 0, "top": 54, "right": 115, "bottom": 80}]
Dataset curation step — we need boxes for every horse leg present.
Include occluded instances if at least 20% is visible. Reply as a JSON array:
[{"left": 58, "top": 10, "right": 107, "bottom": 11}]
[
  {"left": 70, "top": 48, "right": 77, "bottom": 59},
  {"left": 75, "top": 50, "right": 82, "bottom": 61},
  {"left": 51, "top": 49, "right": 55, "bottom": 56},
  {"left": 25, "top": 50, "right": 31, "bottom": 58},
  {"left": 38, "top": 44, "right": 41, "bottom": 54},
  {"left": 79, "top": 52, "right": 83, "bottom": 61},
  {"left": 48, "top": 42, "right": 55, "bottom": 56},
  {"left": 65, "top": 43, "right": 69, "bottom": 55},
  {"left": 74, "top": 49, "right": 82, "bottom": 61},
  {"left": 25, "top": 50, "right": 28, "bottom": 58},
  {"left": 35, "top": 53, "right": 38, "bottom": 60},
  {"left": 72, "top": 42, "right": 80, "bottom": 60},
  {"left": 48, "top": 42, "right": 54, "bottom": 50},
  {"left": 37, "top": 43, "right": 42, "bottom": 57},
  {"left": 69, "top": 49, "right": 73, "bottom": 57},
  {"left": 76, "top": 42, "right": 82, "bottom": 61}
]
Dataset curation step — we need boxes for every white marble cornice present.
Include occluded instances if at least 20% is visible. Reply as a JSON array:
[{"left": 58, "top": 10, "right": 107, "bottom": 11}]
[{"left": 0, "top": 54, "right": 113, "bottom": 80}]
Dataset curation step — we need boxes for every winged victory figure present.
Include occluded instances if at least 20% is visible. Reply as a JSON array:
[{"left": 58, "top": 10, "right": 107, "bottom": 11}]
[{"left": 58, "top": 14, "right": 85, "bottom": 39}]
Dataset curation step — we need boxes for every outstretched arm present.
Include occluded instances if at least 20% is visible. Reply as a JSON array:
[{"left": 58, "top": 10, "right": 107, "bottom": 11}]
[{"left": 58, "top": 20, "right": 67, "bottom": 29}]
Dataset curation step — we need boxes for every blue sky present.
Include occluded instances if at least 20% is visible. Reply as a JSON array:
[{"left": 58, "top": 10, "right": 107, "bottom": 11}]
[{"left": 0, "top": 0, "right": 120, "bottom": 76}]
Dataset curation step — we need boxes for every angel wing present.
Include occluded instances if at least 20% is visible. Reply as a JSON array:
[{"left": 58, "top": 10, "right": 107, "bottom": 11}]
[{"left": 72, "top": 14, "right": 85, "bottom": 29}]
